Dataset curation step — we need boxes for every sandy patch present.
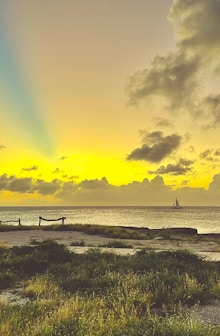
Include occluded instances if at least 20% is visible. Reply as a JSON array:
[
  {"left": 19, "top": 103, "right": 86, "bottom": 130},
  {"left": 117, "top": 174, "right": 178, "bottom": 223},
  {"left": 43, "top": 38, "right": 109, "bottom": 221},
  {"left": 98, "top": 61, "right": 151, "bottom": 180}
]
[{"left": 0, "top": 230, "right": 220, "bottom": 261}]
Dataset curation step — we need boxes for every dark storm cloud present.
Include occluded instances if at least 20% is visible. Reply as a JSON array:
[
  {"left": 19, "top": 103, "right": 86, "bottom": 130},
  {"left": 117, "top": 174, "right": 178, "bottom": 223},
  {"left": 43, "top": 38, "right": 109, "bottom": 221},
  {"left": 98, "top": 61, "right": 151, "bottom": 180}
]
[
  {"left": 127, "top": 131, "right": 182, "bottom": 162},
  {"left": 22, "top": 165, "right": 38, "bottom": 172},
  {"left": 148, "top": 158, "right": 194, "bottom": 176}
]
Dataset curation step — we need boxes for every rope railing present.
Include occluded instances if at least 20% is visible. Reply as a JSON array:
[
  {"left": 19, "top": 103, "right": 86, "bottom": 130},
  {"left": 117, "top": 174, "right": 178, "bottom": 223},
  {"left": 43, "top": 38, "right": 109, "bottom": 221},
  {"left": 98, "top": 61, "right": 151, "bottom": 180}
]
[
  {"left": 0, "top": 218, "right": 21, "bottom": 226},
  {"left": 38, "top": 216, "right": 66, "bottom": 226}
]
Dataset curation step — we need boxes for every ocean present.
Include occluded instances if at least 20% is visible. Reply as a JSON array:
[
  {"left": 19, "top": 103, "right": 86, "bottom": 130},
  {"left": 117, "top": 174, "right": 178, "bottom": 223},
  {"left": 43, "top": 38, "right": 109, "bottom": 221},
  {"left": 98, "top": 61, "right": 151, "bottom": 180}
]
[{"left": 0, "top": 206, "right": 220, "bottom": 234}]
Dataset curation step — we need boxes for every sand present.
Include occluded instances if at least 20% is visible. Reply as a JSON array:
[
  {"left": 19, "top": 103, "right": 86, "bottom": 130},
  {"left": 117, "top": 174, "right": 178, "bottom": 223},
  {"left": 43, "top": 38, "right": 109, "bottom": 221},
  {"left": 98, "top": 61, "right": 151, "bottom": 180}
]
[{"left": 0, "top": 229, "right": 220, "bottom": 261}]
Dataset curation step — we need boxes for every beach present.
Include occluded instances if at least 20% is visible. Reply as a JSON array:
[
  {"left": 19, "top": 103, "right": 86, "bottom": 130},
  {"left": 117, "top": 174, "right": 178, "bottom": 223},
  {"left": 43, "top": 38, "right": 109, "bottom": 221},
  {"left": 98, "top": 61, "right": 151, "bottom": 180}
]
[{"left": 1, "top": 229, "right": 220, "bottom": 261}]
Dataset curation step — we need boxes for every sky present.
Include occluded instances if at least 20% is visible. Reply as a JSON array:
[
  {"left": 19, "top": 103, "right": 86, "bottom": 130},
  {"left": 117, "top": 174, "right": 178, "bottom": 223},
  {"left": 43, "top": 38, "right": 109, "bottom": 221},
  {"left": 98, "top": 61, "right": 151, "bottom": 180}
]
[{"left": 1, "top": 0, "right": 220, "bottom": 206}]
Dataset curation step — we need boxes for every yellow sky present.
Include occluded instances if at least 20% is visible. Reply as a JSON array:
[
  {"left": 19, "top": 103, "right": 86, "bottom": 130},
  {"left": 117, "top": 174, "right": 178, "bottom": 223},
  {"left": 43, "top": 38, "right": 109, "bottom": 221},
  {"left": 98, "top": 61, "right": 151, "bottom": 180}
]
[{"left": 1, "top": 0, "right": 220, "bottom": 206}]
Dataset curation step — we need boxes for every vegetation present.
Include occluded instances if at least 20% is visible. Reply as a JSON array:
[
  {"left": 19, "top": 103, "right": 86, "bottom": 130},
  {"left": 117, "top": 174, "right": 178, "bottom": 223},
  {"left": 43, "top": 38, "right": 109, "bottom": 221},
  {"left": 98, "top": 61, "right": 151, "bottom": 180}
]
[
  {"left": 43, "top": 223, "right": 150, "bottom": 240},
  {"left": 0, "top": 223, "right": 211, "bottom": 241},
  {"left": 0, "top": 223, "right": 150, "bottom": 239},
  {"left": 0, "top": 224, "right": 36, "bottom": 232},
  {"left": 0, "top": 240, "right": 220, "bottom": 335},
  {"left": 98, "top": 240, "right": 133, "bottom": 248}
]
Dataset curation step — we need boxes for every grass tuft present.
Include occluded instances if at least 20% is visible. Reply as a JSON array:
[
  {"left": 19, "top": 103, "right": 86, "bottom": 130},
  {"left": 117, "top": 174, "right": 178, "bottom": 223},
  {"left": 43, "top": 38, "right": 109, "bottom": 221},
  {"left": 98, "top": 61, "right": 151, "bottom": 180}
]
[{"left": 0, "top": 241, "right": 220, "bottom": 335}]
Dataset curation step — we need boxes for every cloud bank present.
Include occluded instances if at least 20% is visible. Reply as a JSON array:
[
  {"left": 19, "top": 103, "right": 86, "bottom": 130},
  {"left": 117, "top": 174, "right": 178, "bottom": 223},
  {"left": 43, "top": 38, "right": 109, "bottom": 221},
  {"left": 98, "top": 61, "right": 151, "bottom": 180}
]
[{"left": 1, "top": 173, "right": 220, "bottom": 206}]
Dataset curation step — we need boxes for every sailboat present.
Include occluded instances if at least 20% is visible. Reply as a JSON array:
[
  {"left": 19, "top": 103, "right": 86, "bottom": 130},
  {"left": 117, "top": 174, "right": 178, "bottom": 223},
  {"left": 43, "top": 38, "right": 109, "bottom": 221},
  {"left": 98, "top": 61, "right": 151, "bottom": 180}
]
[{"left": 172, "top": 197, "right": 182, "bottom": 209}]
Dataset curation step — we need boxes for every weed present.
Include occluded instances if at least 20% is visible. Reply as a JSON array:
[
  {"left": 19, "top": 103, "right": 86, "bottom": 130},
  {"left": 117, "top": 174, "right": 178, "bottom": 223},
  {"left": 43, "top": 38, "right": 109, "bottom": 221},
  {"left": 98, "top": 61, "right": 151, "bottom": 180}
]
[{"left": 1, "top": 241, "right": 220, "bottom": 335}]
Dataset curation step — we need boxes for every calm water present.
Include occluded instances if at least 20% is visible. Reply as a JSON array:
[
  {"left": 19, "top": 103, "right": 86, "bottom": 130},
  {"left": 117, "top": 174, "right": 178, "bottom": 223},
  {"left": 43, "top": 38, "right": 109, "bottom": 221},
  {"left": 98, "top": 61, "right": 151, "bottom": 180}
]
[{"left": 0, "top": 206, "right": 220, "bottom": 234}]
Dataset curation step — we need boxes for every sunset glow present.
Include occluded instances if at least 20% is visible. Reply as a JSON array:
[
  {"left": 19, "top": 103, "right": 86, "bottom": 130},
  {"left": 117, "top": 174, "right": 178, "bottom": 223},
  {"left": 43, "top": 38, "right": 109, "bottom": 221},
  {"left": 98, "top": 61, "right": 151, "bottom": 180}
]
[{"left": 1, "top": 0, "right": 220, "bottom": 206}]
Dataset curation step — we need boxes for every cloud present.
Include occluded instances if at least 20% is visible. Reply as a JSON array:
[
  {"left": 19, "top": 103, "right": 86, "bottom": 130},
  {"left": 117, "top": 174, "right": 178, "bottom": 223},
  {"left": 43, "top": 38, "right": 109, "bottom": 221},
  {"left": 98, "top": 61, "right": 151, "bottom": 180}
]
[
  {"left": 199, "top": 149, "right": 214, "bottom": 161},
  {"left": 0, "top": 144, "right": 6, "bottom": 150},
  {"left": 201, "top": 95, "right": 220, "bottom": 128},
  {"left": 58, "top": 156, "right": 68, "bottom": 161},
  {"left": 199, "top": 148, "right": 220, "bottom": 162},
  {"left": 0, "top": 174, "right": 12, "bottom": 189},
  {"left": 169, "top": 0, "right": 220, "bottom": 56},
  {"left": 55, "top": 174, "right": 220, "bottom": 206},
  {"left": 0, "top": 174, "right": 33, "bottom": 193},
  {"left": 79, "top": 177, "right": 109, "bottom": 189},
  {"left": 208, "top": 173, "right": 220, "bottom": 192},
  {"left": 57, "top": 176, "right": 173, "bottom": 205},
  {"left": 155, "top": 118, "right": 173, "bottom": 129},
  {"left": 7, "top": 177, "right": 33, "bottom": 193},
  {"left": 127, "top": 52, "right": 200, "bottom": 110},
  {"left": 126, "top": 0, "right": 220, "bottom": 127},
  {"left": 52, "top": 168, "right": 63, "bottom": 174},
  {"left": 148, "top": 158, "right": 194, "bottom": 176},
  {"left": 1, "top": 172, "right": 220, "bottom": 205},
  {"left": 22, "top": 165, "right": 39, "bottom": 172},
  {"left": 187, "top": 146, "right": 195, "bottom": 153},
  {"left": 127, "top": 131, "right": 182, "bottom": 162},
  {"left": 0, "top": 174, "right": 61, "bottom": 195},
  {"left": 34, "top": 179, "right": 61, "bottom": 195},
  {"left": 214, "top": 148, "right": 220, "bottom": 156}
]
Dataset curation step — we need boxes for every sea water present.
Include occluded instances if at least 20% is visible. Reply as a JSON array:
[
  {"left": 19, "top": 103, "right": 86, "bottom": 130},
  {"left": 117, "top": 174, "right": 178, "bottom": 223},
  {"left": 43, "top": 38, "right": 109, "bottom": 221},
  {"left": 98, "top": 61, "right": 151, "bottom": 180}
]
[{"left": 0, "top": 206, "right": 220, "bottom": 234}]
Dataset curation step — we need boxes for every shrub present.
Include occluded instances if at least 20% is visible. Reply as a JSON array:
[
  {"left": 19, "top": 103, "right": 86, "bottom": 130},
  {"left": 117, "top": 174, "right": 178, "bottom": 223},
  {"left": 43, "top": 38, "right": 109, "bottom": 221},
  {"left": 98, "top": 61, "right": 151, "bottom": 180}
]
[
  {"left": 0, "top": 270, "right": 17, "bottom": 290},
  {"left": 99, "top": 240, "right": 133, "bottom": 248}
]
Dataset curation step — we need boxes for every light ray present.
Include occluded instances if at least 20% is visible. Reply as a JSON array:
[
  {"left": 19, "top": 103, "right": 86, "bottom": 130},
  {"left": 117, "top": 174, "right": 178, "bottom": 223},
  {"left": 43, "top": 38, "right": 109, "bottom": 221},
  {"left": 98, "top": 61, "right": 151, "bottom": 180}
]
[{"left": 0, "top": 3, "right": 54, "bottom": 156}]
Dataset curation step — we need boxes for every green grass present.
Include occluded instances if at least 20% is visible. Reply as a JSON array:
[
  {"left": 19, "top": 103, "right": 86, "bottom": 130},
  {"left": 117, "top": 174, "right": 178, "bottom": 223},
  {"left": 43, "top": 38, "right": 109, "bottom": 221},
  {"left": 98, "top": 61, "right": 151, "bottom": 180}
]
[{"left": 0, "top": 240, "right": 220, "bottom": 335}]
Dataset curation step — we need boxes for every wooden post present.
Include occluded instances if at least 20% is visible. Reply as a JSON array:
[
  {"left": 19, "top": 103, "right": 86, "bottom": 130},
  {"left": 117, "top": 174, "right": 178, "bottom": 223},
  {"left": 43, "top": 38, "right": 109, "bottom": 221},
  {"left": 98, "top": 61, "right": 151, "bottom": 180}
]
[
  {"left": 38, "top": 216, "right": 66, "bottom": 226},
  {"left": 18, "top": 218, "right": 21, "bottom": 226}
]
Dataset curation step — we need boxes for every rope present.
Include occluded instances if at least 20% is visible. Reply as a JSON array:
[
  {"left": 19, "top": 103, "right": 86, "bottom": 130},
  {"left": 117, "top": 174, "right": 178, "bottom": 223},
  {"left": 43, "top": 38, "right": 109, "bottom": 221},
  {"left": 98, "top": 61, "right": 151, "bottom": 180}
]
[
  {"left": 0, "top": 218, "right": 21, "bottom": 225},
  {"left": 38, "top": 216, "right": 66, "bottom": 226}
]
